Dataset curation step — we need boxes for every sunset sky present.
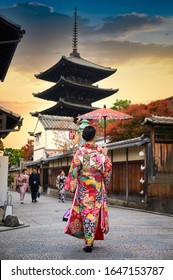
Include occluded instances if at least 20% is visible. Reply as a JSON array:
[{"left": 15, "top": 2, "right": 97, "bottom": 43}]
[{"left": 1, "top": 0, "right": 173, "bottom": 148}]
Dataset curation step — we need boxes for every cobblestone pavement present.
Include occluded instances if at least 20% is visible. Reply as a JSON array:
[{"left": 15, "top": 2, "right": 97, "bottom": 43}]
[{"left": 0, "top": 190, "right": 173, "bottom": 260}]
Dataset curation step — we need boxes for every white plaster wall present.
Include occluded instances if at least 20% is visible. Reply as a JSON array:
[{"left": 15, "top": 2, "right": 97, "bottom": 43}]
[
  {"left": 47, "top": 130, "right": 70, "bottom": 150},
  {"left": 33, "top": 119, "right": 75, "bottom": 161},
  {"left": 112, "top": 146, "right": 145, "bottom": 162},
  {"left": 0, "top": 156, "right": 8, "bottom": 206},
  {"left": 33, "top": 121, "right": 45, "bottom": 161},
  {"left": 34, "top": 121, "right": 45, "bottom": 148},
  {"left": 34, "top": 148, "right": 45, "bottom": 161}
]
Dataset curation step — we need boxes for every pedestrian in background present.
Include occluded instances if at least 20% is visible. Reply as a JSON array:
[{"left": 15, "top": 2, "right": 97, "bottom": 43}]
[
  {"left": 64, "top": 125, "right": 112, "bottom": 253},
  {"left": 56, "top": 170, "right": 67, "bottom": 203},
  {"left": 17, "top": 168, "right": 29, "bottom": 204},
  {"left": 29, "top": 167, "right": 40, "bottom": 203}
]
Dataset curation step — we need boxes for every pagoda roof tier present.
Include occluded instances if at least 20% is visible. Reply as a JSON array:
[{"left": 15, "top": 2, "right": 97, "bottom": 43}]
[
  {"left": 30, "top": 99, "right": 98, "bottom": 121},
  {"left": 35, "top": 55, "right": 116, "bottom": 84},
  {"left": 33, "top": 76, "right": 118, "bottom": 104}
]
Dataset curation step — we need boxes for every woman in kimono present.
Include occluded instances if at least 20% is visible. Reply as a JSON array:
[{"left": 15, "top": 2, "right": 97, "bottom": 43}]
[
  {"left": 56, "top": 170, "right": 67, "bottom": 202},
  {"left": 18, "top": 168, "right": 29, "bottom": 204},
  {"left": 64, "top": 126, "right": 112, "bottom": 253}
]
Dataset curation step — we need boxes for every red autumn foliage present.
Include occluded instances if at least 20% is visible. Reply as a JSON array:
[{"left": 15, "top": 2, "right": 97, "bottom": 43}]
[
  {"left": 21, "top": 139, "right": 34, "bottom": 160},
  {"left": 107, "top": 99, "right": 173, "bottom": 142}
]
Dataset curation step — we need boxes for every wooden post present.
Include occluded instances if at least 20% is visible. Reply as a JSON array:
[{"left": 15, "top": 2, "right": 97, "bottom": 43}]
[
  {"left": 111, "top": 149, "right": 114, "bottom": 193},
  {"left": 151, "top": 126, "right": 155, "bottom": 175},
  {"left": 104, "top": 116, "right": 107, "bottom": 143},
  {"left": 125, "top": 148, "right": 129, "bottom": 201},
  {"left": 144, "top": 144, "right": 149, "bottom": 203}
]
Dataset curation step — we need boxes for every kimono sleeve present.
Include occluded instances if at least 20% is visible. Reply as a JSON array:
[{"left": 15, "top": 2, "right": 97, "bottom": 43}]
[
  {"left": 17, "top": 175, "right": 22, "bottom": 186},
  {"left": 56, "top": 176, "right": 60, "bottom": 189},
  {"left": 64, "top": 151, "right": 81, "bottom": 193},
  {"left": 103, "top": 155, "right": 112, "bottom": 193}
]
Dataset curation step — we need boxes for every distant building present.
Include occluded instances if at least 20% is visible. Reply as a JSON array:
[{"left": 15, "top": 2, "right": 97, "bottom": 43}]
[{"left": 29, "top": 114, "right": 78, "bottom": 161}]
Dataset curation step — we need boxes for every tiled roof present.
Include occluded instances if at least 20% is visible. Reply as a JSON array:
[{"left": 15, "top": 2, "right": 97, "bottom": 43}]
[
  {"left": 38, "top": 114, "right": 78, "bottom": 130},
  {"left": 107, "top": 134, "right": 150, "bottom": 150},
  {"left": 142, "top": 115, "right": 173, "bottom": 125},
  {"left": 65, "top": 56, "right": 116, "bottom": 71}
]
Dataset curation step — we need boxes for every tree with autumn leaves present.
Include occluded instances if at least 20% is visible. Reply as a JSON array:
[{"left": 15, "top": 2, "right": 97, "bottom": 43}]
[
  {"left": 106, "top": 99, "right": 173, "bottom": 142},
  {"left": 21, "top": 139, "right": 34, "bottom": 161}
]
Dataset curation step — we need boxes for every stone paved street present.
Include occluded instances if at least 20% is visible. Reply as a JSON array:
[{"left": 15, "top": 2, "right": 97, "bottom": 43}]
[{"left": 0, "top": 190, "right": 173, "bottom": 260}]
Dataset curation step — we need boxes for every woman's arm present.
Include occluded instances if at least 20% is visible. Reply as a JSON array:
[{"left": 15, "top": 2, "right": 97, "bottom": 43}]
[{"left": 64, "top": 151, "right": 81, "bottom": 193}]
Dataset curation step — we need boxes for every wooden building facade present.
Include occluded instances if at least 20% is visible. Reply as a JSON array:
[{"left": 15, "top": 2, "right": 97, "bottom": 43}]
[
  {"left": 22, "top": 116, "right": 173, "bottom": 214},
  {"left": 25, "top": 135, "right": 150, "bottom": 203}
]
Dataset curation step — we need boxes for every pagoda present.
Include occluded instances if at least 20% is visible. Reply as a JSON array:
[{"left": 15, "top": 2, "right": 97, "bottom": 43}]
[{"left": 31, "top": 8, "right": 118, "bottom": 121}]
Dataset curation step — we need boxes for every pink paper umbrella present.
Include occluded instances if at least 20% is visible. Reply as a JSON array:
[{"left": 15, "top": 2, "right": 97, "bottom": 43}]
[{"left": 79, "top": 105, "right": 133, "bottom": 143}]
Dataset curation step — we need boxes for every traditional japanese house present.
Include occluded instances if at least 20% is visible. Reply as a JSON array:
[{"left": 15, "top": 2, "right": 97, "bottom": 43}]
[
  {"left": 142, "top": 115, "right": 173, "bottom": 212},
  {"left": 0, "top": 15, "right": 24, "bottom": 206},
  {"left": 0, "top": 15, "right": 24, "bottom": 141},
  {"left": 31, "top": 8, "right": 118, "bottom": 120},
  {"left": 29, "top": 114, "right": 78, "bottom": 161}
]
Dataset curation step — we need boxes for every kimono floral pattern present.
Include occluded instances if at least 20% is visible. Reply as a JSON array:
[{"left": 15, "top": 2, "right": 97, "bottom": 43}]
[
  {"left": 56, "top": 175, "right": 67, "bottom": 202},
  {"left": 64, "top": 143, "right": 112, "bottom": 245}
]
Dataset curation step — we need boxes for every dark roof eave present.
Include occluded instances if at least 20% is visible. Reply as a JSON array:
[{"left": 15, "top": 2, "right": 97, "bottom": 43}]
[
  {"left": 43, "top": 151, "right": 73, "bottom": 162},
  {"left": 142, "top": 115, "right": 173, "bottom": 126},
  {"left": 24, "top": 159, "right": 42, "bottom": 167},
  {"left": 0, "top": 15, "right": 25, "bottom": 82},
  {"left": 8, "top": 166, "right": 20, "bottom": 172},
  {"left": 33, "top": 76, "right": 118, "bottom": 99},
  {"left": 25, "top": 152, "right": 73, "bottom": 166},
  {"left": 107, "top": 135, "right": 150, "bottom": 150},
  {"left": 30, "top": 100, "right": 98, "bottom": 117},
  {"left": 143, "top": 120, "right": 173, "bottom": 126},
  {"left": 35, "top": 56, "right": 116, "bottom": 83}
]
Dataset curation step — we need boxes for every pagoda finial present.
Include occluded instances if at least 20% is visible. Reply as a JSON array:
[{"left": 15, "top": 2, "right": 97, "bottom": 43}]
[{"left": 70, "top": 7, "right": 80, "bottom": 58}]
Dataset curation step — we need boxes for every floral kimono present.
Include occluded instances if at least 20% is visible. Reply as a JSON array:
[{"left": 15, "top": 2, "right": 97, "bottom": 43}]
[
  {"left": 56, "top": 175, "right": 67, "bottom": 202},
  {"left": 64, "top": 143, "right": 112, "bottom": 246},
  {"left": 18, "top": 173, "right": 29, "bottom": 203}
]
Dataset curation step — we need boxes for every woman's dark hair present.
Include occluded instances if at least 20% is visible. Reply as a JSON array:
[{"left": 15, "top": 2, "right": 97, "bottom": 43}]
[
  {"left": 82, "top": 126, "right": 96, "bottom": 141},
  {"left": 22, "top": 168, "right": 26, "bottom": 173}
]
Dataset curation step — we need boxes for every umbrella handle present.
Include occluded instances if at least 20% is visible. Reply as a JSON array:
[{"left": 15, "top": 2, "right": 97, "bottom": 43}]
[{"left": 103, "top": 116, "right": 106, "bottom": 143}]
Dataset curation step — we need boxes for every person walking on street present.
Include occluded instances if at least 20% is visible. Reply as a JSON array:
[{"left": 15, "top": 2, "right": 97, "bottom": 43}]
[
  {"left": 17, "top": 168, "right": 29, "bottom": 204},
  {"left": 29, "top": 167, "right": 40, "bottom": 203},
  {"left": 64, "top": 126, "right": 112, "bottom": 253},
  {"left": 56, "top": 170, "right": 67, "bottom": 202}
]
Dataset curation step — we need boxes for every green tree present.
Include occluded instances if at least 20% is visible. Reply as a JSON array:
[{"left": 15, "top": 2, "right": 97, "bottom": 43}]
[
  {"left": 111, "top": 99, "right": 131, "bottom": 111},
  {"left": 4, "top": 148, "right": 24, "bottom": 167}
]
